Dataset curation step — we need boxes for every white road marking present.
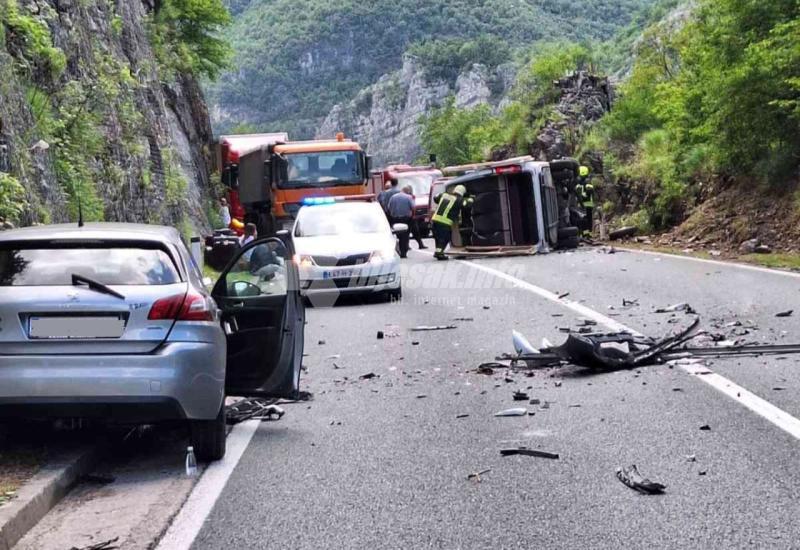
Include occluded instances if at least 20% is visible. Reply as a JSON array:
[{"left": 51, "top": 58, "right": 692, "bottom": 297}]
[
  {"left": 621, "top": 247, "right": 800, "bottom": 279},
  {"left": 155, "top": 420, "right": 260, "bottom": 550},
  {"left": 412, "top": 250, "right": 800, "bottom": 441}
]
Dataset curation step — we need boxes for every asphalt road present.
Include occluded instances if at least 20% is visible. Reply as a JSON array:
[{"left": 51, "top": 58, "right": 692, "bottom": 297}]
[{"left": 192, "top": 245, "right": 800, "bottom": 549}]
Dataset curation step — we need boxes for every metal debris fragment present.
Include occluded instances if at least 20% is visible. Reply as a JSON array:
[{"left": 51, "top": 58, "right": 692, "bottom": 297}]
[
  {"left": 410, "top": 325, "right": 457, "bottom": 332},
  {"left": 776, "top": 310, "right": 793, "bottom": 318},
  {"left": 616, "top": 465, "right": 666, "bottom": 494},
  {"left": 467, "top": 469, "right": 491, "bottom": 481},
  {"left": 513, "top": 391, "right": 529, "bottom": 401},
  {"left": 70, "top": 538, "right": 120, "bottom": 550},
  {"left": 500, "top": 448, "right": 560, "bottom": 459},
  {"left": 226, "top": 399, "right": 285, "bottom": 424},
  {"left": 494, "top": 408, "right": 528, "bottom": 417}
]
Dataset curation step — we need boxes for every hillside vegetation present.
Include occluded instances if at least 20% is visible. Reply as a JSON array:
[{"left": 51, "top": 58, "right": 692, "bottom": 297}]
[
  {"left": 0, "top": 0, "right": 229, "bottom": 230},
  {"left": 419, "top": 0, "right": 800, "bottom": 244},
  {"left": 211, "top": 0, "right": 660, "bottom": 136}
]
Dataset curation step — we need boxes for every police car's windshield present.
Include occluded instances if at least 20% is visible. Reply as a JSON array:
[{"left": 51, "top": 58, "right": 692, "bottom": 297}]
[{"left": 294, "top": 204, "right": 388, "bottom": 237}]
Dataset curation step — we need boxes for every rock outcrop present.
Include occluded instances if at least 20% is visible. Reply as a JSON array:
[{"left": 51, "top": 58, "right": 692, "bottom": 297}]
[
  {"left": 530, "top": 71, "right": 613, "bottom": 161},
  {"left": 0, "top": 0, "right": 213, "bottom": 232},
  {"left": 317, "top": 56, "right": 515, "bottom": 166}
]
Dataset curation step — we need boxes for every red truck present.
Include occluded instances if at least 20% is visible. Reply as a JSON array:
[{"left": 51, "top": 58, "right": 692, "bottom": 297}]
[{"left": 369, "top": 164, "right": 443, "bottom": 237}]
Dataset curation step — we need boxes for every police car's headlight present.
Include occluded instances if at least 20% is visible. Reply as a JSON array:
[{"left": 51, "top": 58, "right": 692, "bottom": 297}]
[
  {"left": 369, "top": 249, "right": 395, "bottom": 263},
  {"left": 293, "top": 254, "right": 314, "bottom": 267}
]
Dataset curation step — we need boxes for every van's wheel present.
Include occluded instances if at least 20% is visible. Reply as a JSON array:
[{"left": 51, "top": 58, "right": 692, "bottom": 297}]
[
  {"left": 557, "top": 226, "right": 580, "bottom": 249},
  {"left": 190, "top": 402, "right": 226, "bottom": 462},
  {"left": 557, "top": 226, "right": 579, "bottom": 240}
]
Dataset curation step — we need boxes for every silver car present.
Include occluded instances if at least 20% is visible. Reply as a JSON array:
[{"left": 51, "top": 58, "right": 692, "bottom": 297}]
[{"left": 0, "top": 223, "right": 305, "bottom": 461}]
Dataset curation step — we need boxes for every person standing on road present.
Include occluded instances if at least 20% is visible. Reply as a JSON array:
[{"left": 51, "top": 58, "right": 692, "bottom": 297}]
[
  {"left": 575, "top": 166, "right": 595, "bottom": 236},
  {"left": 218, "top": 197, "right": 232, "bottom": 229},
  {"left": 378, "top": 180, "right": 400, "bottom": 215},
  {"left": 387, "top": 185, "right": 415, "bottom": 258},
  {"left": 431, "top": 185, "right": 473, "bottom": 261}
]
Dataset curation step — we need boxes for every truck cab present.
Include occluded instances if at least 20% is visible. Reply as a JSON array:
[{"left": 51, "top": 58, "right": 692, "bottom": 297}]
[
  {"left": 371, "top": 164, "right": 443, "bottom": 236},
  {"left": 216, "top": 133, "right": 372, "bottom": 236}
]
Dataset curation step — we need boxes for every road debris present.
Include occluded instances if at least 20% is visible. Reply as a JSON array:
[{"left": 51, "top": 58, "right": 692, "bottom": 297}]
[
  {"left": 416, "top": 394, "right": 427, "bottom": 399},
  {"left": 557, "top": 292, "right": 570, "bottom": 299},
  {"left": 609, "top": 226, "right": 637, "bottom": 240},
  {"left": 456, "top": 414, "right": 470, "bottom": 419},
  {"left": 500, "top": 448, "right": 560, "bottom": 459},
  {"left": 622, "top": 298, "right": 639, "bottom": 307},
  {"left": 513, "top": 330, "right": 538, "bottom": 354},
  {"left": 616, "top": 465, "right": 666, "bottom": 494},
  {"left": 513, "top": 391, "right": 529, "bottom": 401},
  {"left": 776, "top": 310, "right": 793, "bottom": 318},
  {"left": 226, "top": 399, "right": 285, "bottom": 424},
  {"left": 410, "top": 325, "right": 457, "bottom": 332},
  {"left": 685, "top": 454, "right": 697, "bottom": 462},
  {"left": 494, "top": 408, "right": 528, "bottom": 417},
  {"left": 453, "top": 317, "right": 474, "bottom": 322},
  {"left": 377, "top": 331, "right": 384, "bottom": 339},
  {"left": 359, "top": 372, "right": 378, "bottom": 380},
  {"left": 467, "top": 469, "right": 491, "bottom": 481},
  {"left": 699, "top": 424, "right": 711, "bottom": 431},
  {"left": 318, "top": 340, "right": 326, "bottom": 345},
  {"left": 70, "top": 538, "right": 120, "bottom": 550},
  {"left": 655, "top": 302, "right": 696, "bottom": 314}
]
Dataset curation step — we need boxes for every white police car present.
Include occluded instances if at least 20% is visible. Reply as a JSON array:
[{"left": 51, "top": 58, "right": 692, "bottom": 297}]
[{"left": 293, "top": 198, "right": 402, "bottom": 302}]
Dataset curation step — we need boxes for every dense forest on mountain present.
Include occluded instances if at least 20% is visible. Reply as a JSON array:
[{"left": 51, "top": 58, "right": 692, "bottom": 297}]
[{"left": 211, "top": 0, "right": 661, "bottom": 136}]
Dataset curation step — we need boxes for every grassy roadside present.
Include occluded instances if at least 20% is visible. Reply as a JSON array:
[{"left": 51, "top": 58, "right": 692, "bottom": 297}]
[
  {"left": 0, "top": 445, "right": 47, "bottom": 507},
  {"left": 616, "top": 242, "right": 800, "bottom": 272}
]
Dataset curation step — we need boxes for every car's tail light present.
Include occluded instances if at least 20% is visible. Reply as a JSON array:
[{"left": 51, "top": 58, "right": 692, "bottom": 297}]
[
  {"left": 148, "top": 291, "right": 213, "bottom": 322},
  {"left": 148, "top": 294, "right": 185, "bottom": 320},
  {"left": 178, "top": 291, "right": 214, "bottom": 321}
]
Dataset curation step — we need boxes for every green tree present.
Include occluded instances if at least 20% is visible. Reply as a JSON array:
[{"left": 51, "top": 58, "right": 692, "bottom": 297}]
[
  {"left": 419, "top": 98, "right": 503, "bottom": 166},
  {"left": 151, "top": 0, "right": 232, "bottom": 79}
]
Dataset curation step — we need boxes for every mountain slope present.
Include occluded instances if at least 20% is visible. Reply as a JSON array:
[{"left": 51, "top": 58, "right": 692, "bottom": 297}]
[{"left": 210, "top": 0, "right": 661, "bottom": 137}]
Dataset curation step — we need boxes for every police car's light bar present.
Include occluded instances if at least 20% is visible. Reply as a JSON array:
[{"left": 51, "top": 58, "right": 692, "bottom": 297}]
[
  {"left": 301, "top": 194, "right": 377, "bottom": 206},
  {"left": 302, "top": 197, "right": 337, "bottom": 206}
]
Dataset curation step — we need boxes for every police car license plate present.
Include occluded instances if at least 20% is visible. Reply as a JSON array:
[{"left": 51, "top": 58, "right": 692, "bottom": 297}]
[{"left": 323, "top": 269, "right": 354, "bottom": 280}]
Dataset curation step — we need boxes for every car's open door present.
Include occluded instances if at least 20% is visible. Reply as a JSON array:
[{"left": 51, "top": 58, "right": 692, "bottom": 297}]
[{"left": 211, "top": 235, "right": 305, "bottom": 398}]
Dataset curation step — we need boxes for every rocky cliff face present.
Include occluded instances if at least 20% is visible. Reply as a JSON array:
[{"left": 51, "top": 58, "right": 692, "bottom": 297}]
[
  {"left": 317, "top": 56, "right": 515, "bottom": 166},
  {"left": 529, "top": 71, "right": 613, "bottom": 162},
  {"left": 0, "top": 0, "right": 213, "bottom": 233}
]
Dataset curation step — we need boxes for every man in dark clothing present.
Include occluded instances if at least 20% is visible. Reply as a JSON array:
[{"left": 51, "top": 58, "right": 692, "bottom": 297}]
[
  {"left": 378, "top": 180, "right": 400, "bottom": 214},
  {"left": 431, "top": 185, "right": 473, "bottom": 260},
  {"left": 387, "top": 185, "right": 415, "bottom": 258}
]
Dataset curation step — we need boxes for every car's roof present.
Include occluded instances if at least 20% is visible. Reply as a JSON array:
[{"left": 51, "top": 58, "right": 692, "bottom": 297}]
[{"left": 0, "top": 223, "right": 184, "bottom": 245}]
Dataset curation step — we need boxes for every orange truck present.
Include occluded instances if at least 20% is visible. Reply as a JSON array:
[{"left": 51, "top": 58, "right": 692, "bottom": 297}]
[
  {"left": 369, "top": 164, "right": 443, "bottom": 237},
  {"left": 217, "top": 133, "right": 372, "bottom": 235}
]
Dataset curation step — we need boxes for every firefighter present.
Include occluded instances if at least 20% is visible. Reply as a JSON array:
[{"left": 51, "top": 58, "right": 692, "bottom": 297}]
[
  {"left": 431, "top": 185, "right": 473, "bottom": 260},
  {"left": 575, "top": 166, "right": 595, "bottom": 236}
]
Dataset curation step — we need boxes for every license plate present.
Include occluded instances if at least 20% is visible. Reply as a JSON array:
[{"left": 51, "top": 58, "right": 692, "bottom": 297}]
[
  {"left": 323, "top": 269, "right": 354, "bottom": 279},
  {"left": 29, "top": 316, "right": 126, "bottom": 339}
]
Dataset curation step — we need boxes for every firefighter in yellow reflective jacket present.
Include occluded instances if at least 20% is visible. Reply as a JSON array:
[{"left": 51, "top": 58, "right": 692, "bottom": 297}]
[
  {"left": 431, "top": 185, "right": 473, "bottom": 260},
  {"left": 575, "top": 166, "right": 595, "bottom": 236}
]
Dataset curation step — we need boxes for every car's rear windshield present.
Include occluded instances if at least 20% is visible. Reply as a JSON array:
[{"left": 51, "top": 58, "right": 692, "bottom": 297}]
[{"left": 0, "top": 244, "right": 181, "bottom": 286}]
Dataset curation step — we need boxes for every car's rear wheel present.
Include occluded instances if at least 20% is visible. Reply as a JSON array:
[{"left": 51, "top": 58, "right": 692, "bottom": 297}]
[{"left": 190, "top": 402, "right": 226, "bottom": 462}]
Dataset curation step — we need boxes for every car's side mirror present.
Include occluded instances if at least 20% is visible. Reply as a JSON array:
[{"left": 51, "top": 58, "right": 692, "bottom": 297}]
[{"left": 202, "top": 276, "right": 213, "bottom": 288}]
